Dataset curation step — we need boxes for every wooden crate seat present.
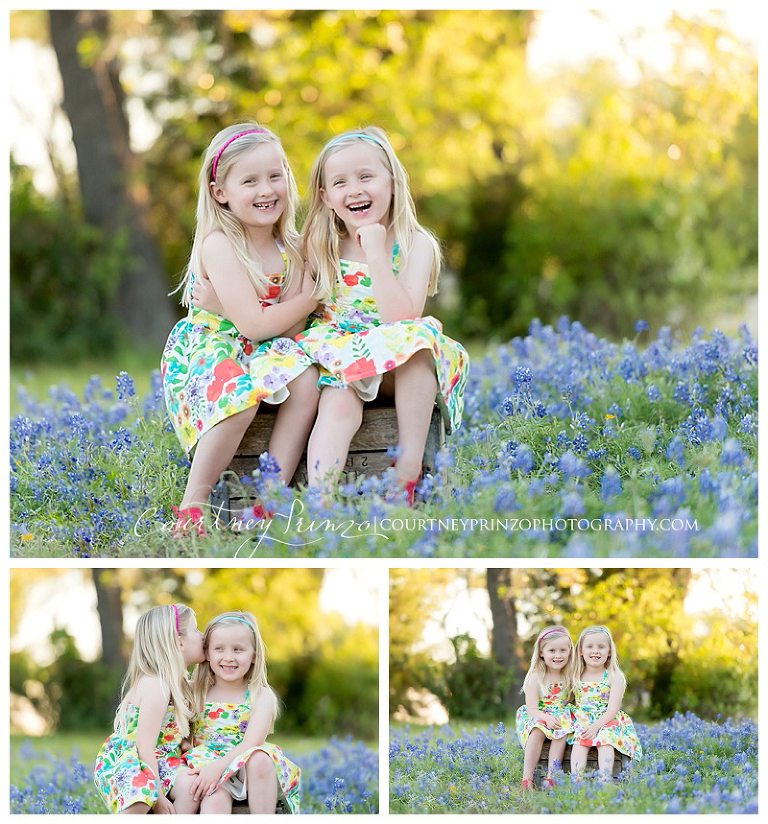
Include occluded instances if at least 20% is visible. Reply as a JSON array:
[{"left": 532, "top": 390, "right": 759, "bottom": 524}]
[
  {"left": 211, "top": 399, "right": 445, "bottom": 513},
  {"left": 533, "top": 739, "right": 631, "bottom": 787}
]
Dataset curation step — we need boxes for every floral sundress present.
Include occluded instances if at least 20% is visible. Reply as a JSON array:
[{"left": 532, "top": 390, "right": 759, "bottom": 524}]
[
  {"left": 93, "top": 704, "right": 185, "bottom": 813},
  {"left": 568, "top": 671, "right": 643, "bottom": 759},
  {"left": 161, "top": 253, "right": 315, "bottom": 454},
  {"left": 295, "top": 250, "right": 468, "bottom": 432},
  {"left": 185, "top": 694, "right": 301, "bottom": 813},
  {"left": 515, "top": 681, "right": 574, "bottom": 746}
]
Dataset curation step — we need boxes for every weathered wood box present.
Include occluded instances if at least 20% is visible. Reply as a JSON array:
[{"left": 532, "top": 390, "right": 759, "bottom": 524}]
[
  {"left": 211, "top": 400, "right": 445, "bottom": 513},
  {"left": 533, "top": 739, "right": 631, "bottom": 787}
]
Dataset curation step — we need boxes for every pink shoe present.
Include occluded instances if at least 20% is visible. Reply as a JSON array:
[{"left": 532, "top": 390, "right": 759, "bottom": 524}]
[
  {"left": 172, "top": 505, "right": 207, "bottom": 538},
  {"left": 520, "top": 779, "right": 535, "bottom": 792},
  {"left": 541, "top": 778, "right": 556, "bottom": 789}
]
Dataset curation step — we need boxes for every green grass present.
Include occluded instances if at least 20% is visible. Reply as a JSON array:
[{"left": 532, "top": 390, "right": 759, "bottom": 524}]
[{"left": 10, "top": 348, "right": 160, "bottom": 416}]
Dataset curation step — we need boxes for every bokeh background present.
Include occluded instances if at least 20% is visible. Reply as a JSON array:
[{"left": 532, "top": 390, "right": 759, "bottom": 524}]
[
  {"left": 390, "top": 567, "right": 757, "bottom": 725},
  {"left": 10, "top": 8, "right": 757, "bottom": 400},
  {"left": 10, "top": 567, "right": 379, "bottom": 742}
]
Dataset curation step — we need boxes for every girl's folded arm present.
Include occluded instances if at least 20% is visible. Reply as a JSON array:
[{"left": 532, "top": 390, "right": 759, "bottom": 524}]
[
  {"left": 523, "top": 678, "right": 551, "bottom": 723},
  {"left": 599, "top": 673, "right": 626, "bottom": 725},
  {"left": 201, "top": 233, "right": 315, "bottom": 340},
  {"left": 367, "top": 230, "right": 433, "bottom": 323}
]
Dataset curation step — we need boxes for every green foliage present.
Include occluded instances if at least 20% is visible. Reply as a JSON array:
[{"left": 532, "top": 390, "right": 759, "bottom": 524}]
[
  {"left": 426, "top": 634, "right": 514, "bottom": 721},
  {"left": 10, "top": 630, "right": 122, "bottom": 732},
  {"left": 10, "top": 164, "right": 127, "bottom": 362}
]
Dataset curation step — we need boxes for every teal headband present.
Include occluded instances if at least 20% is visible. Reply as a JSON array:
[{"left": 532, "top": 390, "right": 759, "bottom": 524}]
[
  {"left": 327, "top": 133, "right": 384, "bottom": 149},
  {"left": 211, "top": 615, "right": 254, "bottom": 630}
]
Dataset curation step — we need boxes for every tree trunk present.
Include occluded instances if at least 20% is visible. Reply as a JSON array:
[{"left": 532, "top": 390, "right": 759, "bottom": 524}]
[
  {"left": 48, "top": 9, "right": 175, "bottom": 346},
  {"left": 92, "top": 569, "right": 126, "bottom": 670},
  {"left": 486, "top": 568, "right": 523, "bottom": 704}
]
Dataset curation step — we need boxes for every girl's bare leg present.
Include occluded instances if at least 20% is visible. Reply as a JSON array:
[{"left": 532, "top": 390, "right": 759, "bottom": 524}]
[
  {"left": 392, "top": 349, "right": 438, "bottom": 483},
  {"left": 168, "top": 772, "right": 200, "bottom": 814},
  {"left": 547, "top": 736, "right": 567, "bottom": 777},
  {"left": 570, "top": 740, "right": 589, "bottom": 774},
  {"left": 597, "top": 744, "right": 615, "bottom": 778},
  {"left": 522, "top": 728, "right": 546, "bottom": 781},
  {"left": 180, "top": 406, "right": 259, "bottom": 509},
  {"left": 267, "top": 368, "right": 320, "bottom": 483},
  {"left": 199, "top": 787, "right": 233, "bottom": 814},
  {"left": 118, "top": 801, "right": 150, "bottom": 814},
  {"left": 306, "top": 387, "right": 364, "bottom": 488},
  {"left": 245, "top": 753, "right": 279, "bottom": 814}
]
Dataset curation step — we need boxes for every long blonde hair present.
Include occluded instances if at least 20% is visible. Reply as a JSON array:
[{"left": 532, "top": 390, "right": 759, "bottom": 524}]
[
  {"left": 176, "top": 123, "right": 302, "bottom": 306},
  {"left": 521, "top": 625, "right": 575, "bottom": 700},
  {"left": 192, "top": 611, "right": 279, "bottom": 729},
  {"left": 301, "top": 125, "right": 442, "bottom": 302},
  {"left": 114, "top": 604, "right": 196, "bottom": 739},
  {"left": 574, "top": 625, "right": 626, "bottom": 685}
]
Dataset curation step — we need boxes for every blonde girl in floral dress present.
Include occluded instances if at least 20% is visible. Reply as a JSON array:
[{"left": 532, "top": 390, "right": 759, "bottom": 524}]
[
  {"left": 93, "top": 604, "right": 205, "bottom": 813},
  {"left": 296, "top": 126, "right": 469, "bottom": 503},
  {"left": 161, "top": 123, "right": 319, "bottom": 535},
  {"left": 515, "top": 626, "right": 575, "bottom": 790},
  {"left": 568, "top": 625, "right": 643, "bottom": 777},
  {"left": 177, "top": 612, "right": 301, "bottom": 814}
]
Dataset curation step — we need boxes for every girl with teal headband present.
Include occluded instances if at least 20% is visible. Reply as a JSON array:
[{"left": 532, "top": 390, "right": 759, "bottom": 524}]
[
  {"left": 296, "top": 125, "right": 469, "bottom": 504},
  {"left": 568, "top": 625, "right": 643, "bottom": 777},
  {"left": 174, "top": 611, "right": 301, "bottom": 814}
]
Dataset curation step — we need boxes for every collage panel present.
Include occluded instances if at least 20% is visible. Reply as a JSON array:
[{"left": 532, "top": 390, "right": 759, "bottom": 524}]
[
  {"left": 389, "top": 566, "right": 758, "bottom": 814},
  {"left": 9, "top": 566, "right": 380, "bottom": 814}
]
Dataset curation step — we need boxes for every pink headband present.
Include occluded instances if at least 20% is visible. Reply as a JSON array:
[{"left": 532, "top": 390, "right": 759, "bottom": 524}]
[
  {"left": 539, "top": 628, "right": 568, "bottom": 643},
  {"left": 211, "top": 129, "right": 268, "bottom": 182},
  {"left": 172, "top": 604, "right": 180, "bottom": 634}
]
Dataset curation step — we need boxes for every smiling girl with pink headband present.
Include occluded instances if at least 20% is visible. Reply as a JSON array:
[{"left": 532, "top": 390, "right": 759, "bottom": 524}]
[
  {"left": 515, "top": 625, "right": 576, "bottom": 791},
  {"left": 161, "top": 123, "right": 320, "bottom": 536}
]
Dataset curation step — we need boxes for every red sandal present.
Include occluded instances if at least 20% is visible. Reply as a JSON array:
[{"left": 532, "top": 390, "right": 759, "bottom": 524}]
[{"left": 172, "top": 505, "right": 207, "bottom": 538}]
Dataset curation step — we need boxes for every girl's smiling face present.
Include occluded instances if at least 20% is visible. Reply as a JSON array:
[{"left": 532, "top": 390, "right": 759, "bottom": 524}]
[
  {"left": 320, "top": 142, "right": 393, "bottom": 231},
  {"left": 206, "top": 623, "right": 256, "bottom": 684},
  {"left": 580, "top": 631, "right": 610, "bottom": 669},
  {"left": 540, "top": 636, "right": 571, "bottom": 672},
  {"left": 211, "top": 142, "right": 288, "bottom": 230}
]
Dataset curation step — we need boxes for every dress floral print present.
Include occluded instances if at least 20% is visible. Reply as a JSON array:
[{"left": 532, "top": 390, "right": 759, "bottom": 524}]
[
  {"left": 515, "top": 681, "right": 574, "bottom": 747},
  {"left": 161, "top": 255, "right": 314, "bottom": 454},
  {"left": 93, "top": 704, "right": 184, "bottom": 813},
  {"left": 295, "top": 251, "right": 468, "bottom": 432},
  {"left": 186, "top": 695, "right": 301, "bottom": 813},
  {"left": 568, "top": 671, "right": 643, "bottom": 759}
]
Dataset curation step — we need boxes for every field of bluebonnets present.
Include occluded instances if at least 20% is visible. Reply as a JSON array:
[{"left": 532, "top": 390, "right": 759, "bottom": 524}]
[
  {"left": 10, "top": 736, "right": 378, "bottom": 814},
  {"left": 11, "top": 318, "right": 757, "bottom": 557},
  {"left": 389, "top": 713, "right": 758, "bottom": 814}
]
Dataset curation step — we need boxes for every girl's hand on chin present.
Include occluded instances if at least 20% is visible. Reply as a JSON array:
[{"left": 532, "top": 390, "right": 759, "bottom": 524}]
[{"left": 355, "top": 224, "right": 387, "bottom": 253}]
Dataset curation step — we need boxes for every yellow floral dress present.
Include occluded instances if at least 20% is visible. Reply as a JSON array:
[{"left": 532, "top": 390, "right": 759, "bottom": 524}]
[
  {"left": 568, "top": 671, "right": 643, "bottom": 759},
  {"left": 161, "top": 254, "right": 315, "bottom": 454},
  {"left": 295, "top": 250, "right": 468, "bottom": 432},
  {"left": 186, "top": 694, "right": 301, "bottom": 813},
  {"left": 515, "top": 681, "right": 574, "bottom": 746},
  {"left": 93, "top": 704, "right": 185, "bottom": 813}
]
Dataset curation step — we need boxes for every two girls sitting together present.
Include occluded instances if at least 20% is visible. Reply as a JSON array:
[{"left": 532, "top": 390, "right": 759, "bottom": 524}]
[
  {"left": 161, "top": 123, "right": 469, "bottom": 536},
  {"left": 516, "top": 624, "right": 643, "bottom": 790},
  {"left": 94, "top": 605, "right": 300, "bottom": 814}
]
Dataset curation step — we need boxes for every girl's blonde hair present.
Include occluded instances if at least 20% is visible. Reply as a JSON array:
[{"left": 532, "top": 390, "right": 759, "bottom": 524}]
[
  {"left": 574, "top": 625, "right": 625, "bottom": 685},
  {"left": 192, "top": 611, "right": 279, "bottom": 730},
  {"left": 301, "top": 125, "right": 442, "bottom": 302},
  {"left": 176, "top": 123, "right": 302, "bottom": 306},
  {"left": 521, "top": 625, "right": 575, "bottom": 700},
  {"left": 114, "top": 604, "right": 196, "bottom": 739}
]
